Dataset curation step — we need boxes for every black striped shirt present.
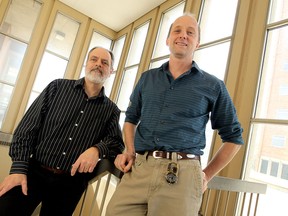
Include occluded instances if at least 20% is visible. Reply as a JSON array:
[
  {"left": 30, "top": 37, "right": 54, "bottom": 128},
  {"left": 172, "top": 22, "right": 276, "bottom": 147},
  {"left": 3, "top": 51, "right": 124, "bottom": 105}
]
[{"left": 9, "top": 78, "right": 124, "bottom": 174}]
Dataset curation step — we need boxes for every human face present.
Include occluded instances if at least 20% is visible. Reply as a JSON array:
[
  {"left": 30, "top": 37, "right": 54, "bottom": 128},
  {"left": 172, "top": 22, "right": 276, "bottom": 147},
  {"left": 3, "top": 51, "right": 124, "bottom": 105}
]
[
  {"left": 166, "top": 15, "right": 200, "bottom": 60},
  {"left": 85, "top": 48, "right": 112, "bottom": 84}
]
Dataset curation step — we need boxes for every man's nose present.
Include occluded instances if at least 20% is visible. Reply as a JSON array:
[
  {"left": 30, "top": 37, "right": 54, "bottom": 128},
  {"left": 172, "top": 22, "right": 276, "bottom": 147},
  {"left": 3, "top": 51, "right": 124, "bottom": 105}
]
[
  {"left": 178, "top": 30, "right": 188, "bottom": 38},
  {"left": 179, "top": 33, "right": 187, "bottom": 39},
  {"left": 95, "top": 59, "right": 102, "bottom": 67}
]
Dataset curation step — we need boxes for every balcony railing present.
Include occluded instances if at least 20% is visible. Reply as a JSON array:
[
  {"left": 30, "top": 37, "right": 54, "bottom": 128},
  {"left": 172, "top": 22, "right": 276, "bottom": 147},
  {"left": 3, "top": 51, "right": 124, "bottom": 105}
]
[
  {"left": 1, "top": 132, "right": 267, "bottom": 216},
  {"left": 200, "top": 175, "right": 267, "bottom": 216}
]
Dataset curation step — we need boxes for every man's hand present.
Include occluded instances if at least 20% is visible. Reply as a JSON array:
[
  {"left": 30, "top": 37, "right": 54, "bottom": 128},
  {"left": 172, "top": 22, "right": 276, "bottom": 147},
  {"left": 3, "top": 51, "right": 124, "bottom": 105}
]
[
  {"left": 114, "top": 152, "right": 135, "bottom": 173},
  {"left": 71, "top": 147, "right": 99, "bottom": 176},
  {"left": 202, "top": 171, "right": 208, "bottom": 193},
  {"left": 0, "top": 174, "right": 27, "bottom": 197}
]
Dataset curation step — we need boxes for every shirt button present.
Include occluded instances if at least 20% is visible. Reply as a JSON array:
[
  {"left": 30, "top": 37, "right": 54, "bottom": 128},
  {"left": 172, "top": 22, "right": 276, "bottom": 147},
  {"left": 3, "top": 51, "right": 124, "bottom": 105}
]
[
  {"left": 69, "top": 137, "right": 72, "bottom": 141},
  {"left": 56, "top": 167, "right": 60, "bottom": 170},
  {"left": 75, "top": 123, "right": 78, "bottom": 127},
  {"left": 80, "top": 110, "right": 84, "bottom": 114},
  {"left": 156, "top": 138, "right": 160, "bottom": 142},
  {"left": 62, "top": 152, "right": 66, "bottom": 155},
  {"left": 170, "top": 86, "right": 174, "bottom": 90}
]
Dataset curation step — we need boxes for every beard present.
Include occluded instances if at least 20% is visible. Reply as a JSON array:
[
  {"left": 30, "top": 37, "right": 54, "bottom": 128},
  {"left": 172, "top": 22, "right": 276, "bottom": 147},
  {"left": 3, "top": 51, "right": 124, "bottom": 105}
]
[{"left": 85, "top": 67, "right": 110, "bottom": 84}]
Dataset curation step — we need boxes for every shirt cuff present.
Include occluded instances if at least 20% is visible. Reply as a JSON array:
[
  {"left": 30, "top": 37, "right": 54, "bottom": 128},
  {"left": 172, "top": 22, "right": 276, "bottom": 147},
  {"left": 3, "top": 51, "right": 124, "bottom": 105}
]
[
  {"left": 9, "top": 161, "right": 29, "bottom": 175},
  {"left": 95, "top": 142, "right": 109, "bottom": 159}
]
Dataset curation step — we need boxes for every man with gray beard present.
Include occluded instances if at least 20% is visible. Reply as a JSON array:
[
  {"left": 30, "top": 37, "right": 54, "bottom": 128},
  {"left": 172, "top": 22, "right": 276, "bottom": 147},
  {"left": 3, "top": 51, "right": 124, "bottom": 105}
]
[{"left": 0, "top": 47, "right": 124, "bottom": 216}]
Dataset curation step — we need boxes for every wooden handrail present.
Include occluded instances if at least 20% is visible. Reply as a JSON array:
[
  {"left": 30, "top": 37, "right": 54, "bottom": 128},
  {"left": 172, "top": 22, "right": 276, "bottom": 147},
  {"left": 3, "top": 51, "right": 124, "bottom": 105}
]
[{"left": 208, "top": 176, "right": 267, "bottom": 194}]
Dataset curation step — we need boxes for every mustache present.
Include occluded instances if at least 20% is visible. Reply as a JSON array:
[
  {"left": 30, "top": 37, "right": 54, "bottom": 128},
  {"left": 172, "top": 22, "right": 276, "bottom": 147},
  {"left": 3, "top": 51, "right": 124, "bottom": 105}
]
[{"left": 90, "top": 66, "right": 103, "bottom": 74}]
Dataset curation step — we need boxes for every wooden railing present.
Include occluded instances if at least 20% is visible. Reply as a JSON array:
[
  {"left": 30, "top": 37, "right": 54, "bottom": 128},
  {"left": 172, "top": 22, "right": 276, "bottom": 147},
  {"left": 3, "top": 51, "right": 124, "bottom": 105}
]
[{"left": 75, "top": 159, "right": 122, "bottom": 216}]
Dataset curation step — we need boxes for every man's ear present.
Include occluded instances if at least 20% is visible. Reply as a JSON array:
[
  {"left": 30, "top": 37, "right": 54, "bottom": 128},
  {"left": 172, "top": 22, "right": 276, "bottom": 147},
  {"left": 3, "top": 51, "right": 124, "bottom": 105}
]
[
  {"left": 195, "top": 41, "right": 200, "bottom": 49},
  {"left": 110, "top": 67, "right": 114, "bottom": 75}
]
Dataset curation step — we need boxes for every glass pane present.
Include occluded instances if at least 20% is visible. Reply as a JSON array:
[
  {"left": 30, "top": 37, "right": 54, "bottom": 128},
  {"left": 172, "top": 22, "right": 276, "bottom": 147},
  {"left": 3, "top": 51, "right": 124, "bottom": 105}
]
[
  {"left": 281, "top": 164, "right": 288, "bottom": 180},
  {"left": 117, "top": 66, "right": 138, "bottom": 111},
  {"left": 244, "top": 123, "right": 288, "bottom": 215},
  {"left": 32, "top": 51, "right": 68, "bottom": 93},
  {"left": 0, "top": 34, "right": 27, "bottom": 84},
  {"left": 199, "top": 0, "right": 238, "bottom": 43},
  {"left": 194, "top": 42, "right": 230, "bottom": 80},
  {"left": 152, "top": 2, "right": 185, "bottom": 58},
  {"left": 125, "top": 22, "right": 149, "bottom": 67},
  {"left": 270, "top": 161, "right": 279, "bottom": 177},
  {"left": 0, "top": 0, "right": 42, "bottom": 42},
  {"left": 100, "top": 36, "right": 126, "bottom": 97},
  {"left": 85, "top": 31, "right": 112, "bottom": 64},
  {"left": 268, "top": 0, "right": 288, "bottom": 24},
  {"left": 260, "top": 159, "right": 268, "bottom": 174},
  {"left": 103, "top": 73, "right": 115, "bottom": 97},
  {"left": 113, "top": 36, "right": 126, "bottom": 71},
  {"left": 89, "top": 31, "right": 112, "bottom": 50},
  {"left": 255, "top": 26, "right": 288, "bottom": 120},
  {"left": 119, "top": 111, "right": 126, "bottom": 129},
  {"left": 47, "top": 13, "right": 80, "bottom": 58},
  {"left": 0, "top": 83, "right": 13, "bottom": 128},
  {"left": 149, "top": 58, "right": 169, "bottom": 69},
  {"left": 201, "top": 125, "right": 214, "bottom": 168}
]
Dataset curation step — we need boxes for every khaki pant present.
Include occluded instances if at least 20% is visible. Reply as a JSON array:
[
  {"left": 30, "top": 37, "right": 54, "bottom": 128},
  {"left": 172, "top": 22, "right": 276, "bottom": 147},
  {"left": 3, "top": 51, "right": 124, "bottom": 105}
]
[{"left": 106, "top": 153, "right": 203, "bottom": 216}]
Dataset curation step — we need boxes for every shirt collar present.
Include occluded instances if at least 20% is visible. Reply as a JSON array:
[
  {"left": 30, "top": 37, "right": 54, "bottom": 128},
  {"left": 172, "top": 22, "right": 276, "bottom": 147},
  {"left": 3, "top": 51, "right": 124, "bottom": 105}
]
[
  {"left": 74, "top": 77, "right": 106, "bottom": 99},
  {"left": 161, "top": 60, "right": 204, "bottom": 76}
]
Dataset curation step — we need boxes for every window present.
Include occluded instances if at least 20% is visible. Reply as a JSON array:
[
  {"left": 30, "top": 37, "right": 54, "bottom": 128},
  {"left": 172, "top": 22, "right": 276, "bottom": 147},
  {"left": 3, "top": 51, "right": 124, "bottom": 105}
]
[
  {"left": 268, "top": 0, "right": 288, "bottom": 23},
  {"left": 255, "top": 26, "right": 288, "bottom": 120},
  {"left": 26, "top": 12, "right": 80, "bottom": 109},
  {"left": 104, "top": 35, "right": 126, "bottom": 97},
  {"left": 276, "top": 110, "right": 288, "bottom": 120},
  {"left": 272, "top": 136, "right": 286, "bottom": 148},
  {"left": 193, "top": 0, "right": 239, "bottom": 166},
  {"left": 281, "top": 164, "right": 288, "bottom": 180},
  {"left": 244, "top": 1, "right": 288, "bottom": 214},
  {"left": 259, "top": 158, "right": 288, "bottom": 181},
  {"left": 284, "top": 62, "right": 288, "bottom": 71},
  {"left": 270, "top": 161, "right": 279, "bottom": 177},
  {"left": 198, "top": 0, "right": 238, "bottom": 44},
  {"left": 125, "top": 23, "right": 149, "bottom": 67},
  {"left": 193, "top": 42, "right": 230, "bottom": 80},
  {"left": 260, "top": 159, "right": 269, "bottom": 174},
  {"left": 116, "top": 22, "right": 150, "bottom": 126},
  {"left": 279, "top": 85, "right": 288, "bottom": 96},
  {"left": 151, "top": 2, "right": 185, "bottom": 61},
  {"left": 0, "top": 0, "right": 42, "bottom": 128}
]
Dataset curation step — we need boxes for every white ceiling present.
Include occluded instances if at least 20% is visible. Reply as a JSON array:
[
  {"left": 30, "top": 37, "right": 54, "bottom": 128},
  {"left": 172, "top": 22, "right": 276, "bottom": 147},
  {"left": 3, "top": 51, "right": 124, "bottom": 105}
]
[{"left": 59, "top": 0, "right": 167, "bottom": 32}]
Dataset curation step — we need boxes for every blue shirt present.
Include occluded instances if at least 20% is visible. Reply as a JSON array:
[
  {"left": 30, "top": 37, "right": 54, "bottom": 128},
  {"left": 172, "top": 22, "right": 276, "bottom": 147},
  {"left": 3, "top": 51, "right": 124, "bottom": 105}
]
[{"left": 125, "top": 61, "right": 244, "bottom": 155}]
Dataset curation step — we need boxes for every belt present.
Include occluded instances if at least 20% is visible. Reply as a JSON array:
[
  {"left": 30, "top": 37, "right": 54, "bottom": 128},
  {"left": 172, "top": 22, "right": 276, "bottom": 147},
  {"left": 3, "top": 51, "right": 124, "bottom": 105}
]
[
  {"left": 137, "top": 151, "right": 200, "bottom": 160},
  {"left": 40, "top": 165, "right": 68, "bottom": 175}
]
